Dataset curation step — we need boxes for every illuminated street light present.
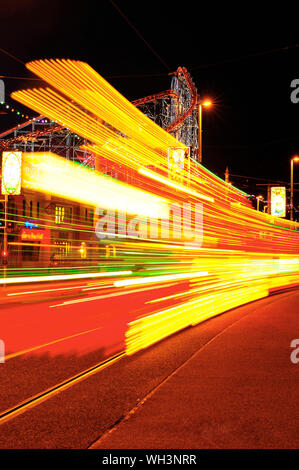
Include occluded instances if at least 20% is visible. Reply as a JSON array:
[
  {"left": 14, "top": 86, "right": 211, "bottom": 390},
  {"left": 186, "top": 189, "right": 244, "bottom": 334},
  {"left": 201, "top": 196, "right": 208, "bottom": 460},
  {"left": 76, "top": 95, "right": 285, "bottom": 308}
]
[
  {"left": 202, "top": 100, "right": 212, "bottom": 107},
  {"left": 290, "top": 155, "right": 299, "bottom": 221},
  {"left": 198, "top": 98, "right": 213, "bottom": 163},
  {"left": 257, "top": 195, "right": 263, "bottom": 212}
]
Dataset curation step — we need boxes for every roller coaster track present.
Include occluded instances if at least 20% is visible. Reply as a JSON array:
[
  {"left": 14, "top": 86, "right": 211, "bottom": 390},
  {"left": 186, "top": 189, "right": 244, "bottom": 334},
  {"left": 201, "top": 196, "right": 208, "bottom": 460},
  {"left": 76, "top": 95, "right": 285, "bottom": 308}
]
[
  {"left": 1, "top": 66, "right": 197, "bottom": 157},
  {"left": 131, "top": 89, "right": 179, "bottom": 107},
  {"left": 0, "top": 123, "right": 63, "bottom": 148},
  {"left": 165, "top": 67, "right": 198, "bottom": 134},
  {"left": 132, "top": 66, "right": 198, "bottom": 135}
]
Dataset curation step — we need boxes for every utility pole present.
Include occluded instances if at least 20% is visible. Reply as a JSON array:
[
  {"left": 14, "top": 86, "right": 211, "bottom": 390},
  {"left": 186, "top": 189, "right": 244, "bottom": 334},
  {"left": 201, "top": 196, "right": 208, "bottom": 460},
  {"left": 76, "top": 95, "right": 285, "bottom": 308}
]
[
  {"left": 267, "top": 184, "right": 271, "bottom": 215},
  {"left": 290, "top": 156, "right": 299, "bottom": 221},
  {"left": 256, "top": 184, "right": 272, "bottom": 215},
  {"left": 3, "top": 194, "right": 7, "bottom": 280},
  {"left": 225, "top": 167, "right": 230, "bottom": 183}
]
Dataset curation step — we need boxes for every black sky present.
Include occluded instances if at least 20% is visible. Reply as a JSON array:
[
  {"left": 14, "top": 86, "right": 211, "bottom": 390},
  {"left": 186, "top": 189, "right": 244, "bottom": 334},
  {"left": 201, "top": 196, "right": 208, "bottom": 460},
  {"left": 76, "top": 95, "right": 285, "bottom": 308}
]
[{"left": 0, "top": 0, "right": 299, "bottom": 197}]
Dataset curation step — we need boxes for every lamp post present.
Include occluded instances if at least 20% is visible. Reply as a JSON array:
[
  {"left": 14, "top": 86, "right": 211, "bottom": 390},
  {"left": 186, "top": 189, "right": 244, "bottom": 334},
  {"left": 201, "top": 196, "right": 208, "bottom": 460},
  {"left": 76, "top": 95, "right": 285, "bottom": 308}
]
[
  {"left": 257, "top": 195, "right": 263, "bottom": 211},
  {"left": 198, "top": 99, "right": 212, "bottom": 163},
  {"left": 290, "top": 155, "right": 299, "bottom": 221}
]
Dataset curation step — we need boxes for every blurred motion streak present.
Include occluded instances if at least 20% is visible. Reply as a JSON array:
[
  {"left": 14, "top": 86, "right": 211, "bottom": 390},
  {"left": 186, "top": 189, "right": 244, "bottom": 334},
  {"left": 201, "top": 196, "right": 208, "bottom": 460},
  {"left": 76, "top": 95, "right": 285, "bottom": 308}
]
[
  {"left": 22, "top": 152, "right": 168, "bottom": 219},
  {"left": 0, "top": 270, "right": 132, "bottom": 285},
  {"left": 6, "top": 58, "right": 299, "bottom": 358}
]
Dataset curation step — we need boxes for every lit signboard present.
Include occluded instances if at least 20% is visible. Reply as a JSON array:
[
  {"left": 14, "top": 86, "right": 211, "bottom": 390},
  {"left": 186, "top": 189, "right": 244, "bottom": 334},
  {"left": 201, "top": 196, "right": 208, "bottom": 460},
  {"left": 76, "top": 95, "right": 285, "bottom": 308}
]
[
  {"left": 168, "top": 147, "right": 190, "bottom": 181},
  {"left": 21, "top": 229, "right": 44, "bottom": 241},
  {"left": 271, "top": 186, "right": 286, "bottom": 218},
  {"left": 1, "top": 151, "right": 22, "bottom": 195}
]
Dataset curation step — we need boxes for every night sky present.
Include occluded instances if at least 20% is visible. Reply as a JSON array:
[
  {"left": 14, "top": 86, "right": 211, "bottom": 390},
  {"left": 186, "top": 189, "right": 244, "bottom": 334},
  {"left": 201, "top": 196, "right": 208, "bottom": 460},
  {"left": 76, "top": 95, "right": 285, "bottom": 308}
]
[{"left": 0, "top": 0, "right": 299, "bottom": 198}]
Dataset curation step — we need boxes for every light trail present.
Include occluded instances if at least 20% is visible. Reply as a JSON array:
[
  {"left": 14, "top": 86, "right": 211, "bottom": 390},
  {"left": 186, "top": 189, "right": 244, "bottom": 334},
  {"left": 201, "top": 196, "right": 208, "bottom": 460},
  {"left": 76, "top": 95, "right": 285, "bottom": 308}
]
[
  {"left": 25, "top": 59, "right": 182, "bottom": 152},
  {"left": 0, "top": 270, "right": 132, "bottom": 285},
  {"left": 49, "top": 282, "right": 177, "bottom": 308},
  {"left": 5, "top": 327, "right": 103, "bottom": 361},
  {"left": 114, "top": 271, "right": 209, "bottom": 287},
  {"left": 138, "top": 167, "right": 214, "bottom": 202},
  {"left": 7, "top": 283, "right": 96, "bottom": 296},
  {"left": 22, "top": 152, "right": 169, "bottom": 219},
  {"left": 126, "top": 282, "right": 269, "bottom": 355},
  {"left": 9, "top": 57, "right": 299, "bottom": 359}
]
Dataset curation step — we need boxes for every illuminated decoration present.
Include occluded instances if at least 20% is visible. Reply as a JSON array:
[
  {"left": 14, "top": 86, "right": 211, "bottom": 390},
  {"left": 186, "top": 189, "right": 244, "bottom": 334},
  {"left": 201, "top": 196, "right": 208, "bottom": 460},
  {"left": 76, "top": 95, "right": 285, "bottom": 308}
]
[
  {"left": 25, "top": 221, "right": 38, "bottom": 229},
  {"left": 271, "top": 187, "right": 286, "bottom": 218},
  {"left": 1, "top": 151, "right": 22, "bottom": 195},
  {"left": 0, "top": 101, "right": 32, "bottom": 121},
  {"left": 168, "top": 147, "right": 190, "bottom": 182},
  {"left": 21, "top": 229, "right": 44, "bottom": 241}
]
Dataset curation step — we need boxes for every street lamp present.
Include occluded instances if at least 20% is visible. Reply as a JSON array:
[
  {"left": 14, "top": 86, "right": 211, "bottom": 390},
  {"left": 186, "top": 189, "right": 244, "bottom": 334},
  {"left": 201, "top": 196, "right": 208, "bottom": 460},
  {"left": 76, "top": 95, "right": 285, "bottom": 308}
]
[
  {"left": 257, "top": 195, "right": 263, "bottom": 211},
  {"left": 198, "top": 99, "right": 212, "bottom": 163},
  {"left": 290, "top": 155, "right": 299, "bottom": 221}
]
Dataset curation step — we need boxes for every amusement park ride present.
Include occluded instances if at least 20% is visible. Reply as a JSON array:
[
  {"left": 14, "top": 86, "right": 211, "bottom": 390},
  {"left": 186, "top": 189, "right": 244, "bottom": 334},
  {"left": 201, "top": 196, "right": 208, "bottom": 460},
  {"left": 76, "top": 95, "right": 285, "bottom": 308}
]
[{"left": 0, "top": 66, "right": 202, "bottom": 166}]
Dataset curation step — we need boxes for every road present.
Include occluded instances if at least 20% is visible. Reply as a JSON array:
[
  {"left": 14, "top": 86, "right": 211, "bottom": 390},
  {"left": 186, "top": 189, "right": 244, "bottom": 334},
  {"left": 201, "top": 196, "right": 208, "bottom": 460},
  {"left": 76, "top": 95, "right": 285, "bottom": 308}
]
[
  {"left": 0, "top": 286, "right": 298, "bottom": 448},
  {"left": 0, "top": 274, "right": 189, "bottom": 414}
]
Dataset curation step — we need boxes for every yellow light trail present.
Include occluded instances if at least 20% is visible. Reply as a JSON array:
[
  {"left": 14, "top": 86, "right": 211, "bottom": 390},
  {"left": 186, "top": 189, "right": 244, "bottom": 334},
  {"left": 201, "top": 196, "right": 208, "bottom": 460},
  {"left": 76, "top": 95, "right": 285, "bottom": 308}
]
[
  {"left": 138, "top": 168, "right": 214, "bottom": 202},
  {"left": 114, "top": 271, "right": 209, "bottom": 287},
  {"left": 10, "top": 57, "right": 299, "bottom": 359},
  {"left": 22, "top": 152, "right": 169, "bottom": 219},
  {"left": 126, "top": 283, "right": 269, "bottom": 355},
  {"left": 25, "top": 59, "right": 183, "bottom": 153},
  {"left": 11, "top": 60, "right": 260, "bottom": 209}
]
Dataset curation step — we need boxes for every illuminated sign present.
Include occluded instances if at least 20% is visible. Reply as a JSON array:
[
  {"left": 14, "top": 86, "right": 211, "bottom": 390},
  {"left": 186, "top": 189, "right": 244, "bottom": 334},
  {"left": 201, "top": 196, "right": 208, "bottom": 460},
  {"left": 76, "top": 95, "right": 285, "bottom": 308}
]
[
  {"left": 168, "top": 147, "right": 189, "bottom": 170},
  {"left": 25, "top": 220, "right": 38, "bottom": 229},
  {"left": 271, "top": 186, "right": 286, "bottom": 218},
  {"left": 1, "top": 151, "right": 22, "bottom": 195},
  {"left": 168, "top": 147, "right": 190, "bottom": 182},
  {"left": 21, "top": 229, "right": 44, "bottom": 241}
]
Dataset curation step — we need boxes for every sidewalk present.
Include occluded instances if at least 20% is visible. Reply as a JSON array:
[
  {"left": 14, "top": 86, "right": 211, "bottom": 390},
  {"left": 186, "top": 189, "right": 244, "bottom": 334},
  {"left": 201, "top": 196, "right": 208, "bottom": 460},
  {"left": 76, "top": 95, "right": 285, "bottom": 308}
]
[{"left": 93, "top": 290, "right": 299, "bottom": 449}]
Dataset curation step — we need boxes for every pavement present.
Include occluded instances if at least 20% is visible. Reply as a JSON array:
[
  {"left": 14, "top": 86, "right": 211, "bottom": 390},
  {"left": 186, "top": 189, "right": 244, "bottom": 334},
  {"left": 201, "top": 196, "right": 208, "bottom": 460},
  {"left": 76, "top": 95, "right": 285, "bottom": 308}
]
[{"left": 91, "top": 289, "right": 299, "bottom": 449}]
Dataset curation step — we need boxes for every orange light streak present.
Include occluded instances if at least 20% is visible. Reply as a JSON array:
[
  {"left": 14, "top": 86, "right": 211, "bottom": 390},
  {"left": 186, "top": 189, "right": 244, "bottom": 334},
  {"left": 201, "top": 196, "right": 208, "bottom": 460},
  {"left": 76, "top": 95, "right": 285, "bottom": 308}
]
[{"left": 9, "top": 58, "right": 299, "bottom": 358}]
